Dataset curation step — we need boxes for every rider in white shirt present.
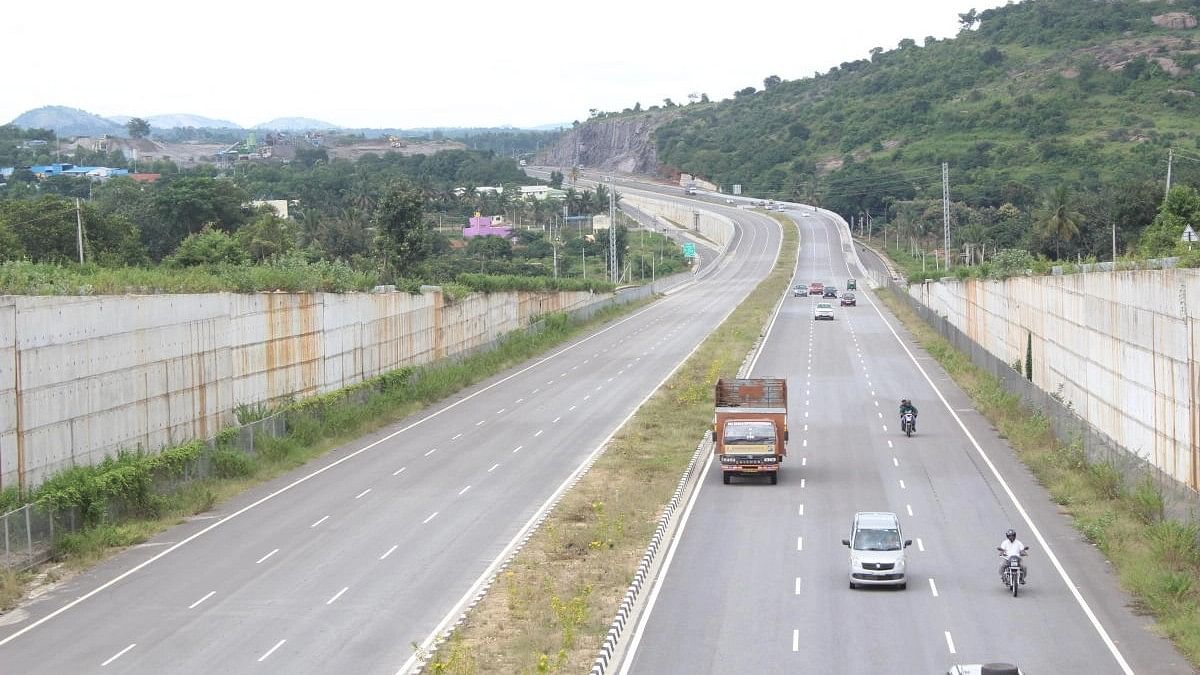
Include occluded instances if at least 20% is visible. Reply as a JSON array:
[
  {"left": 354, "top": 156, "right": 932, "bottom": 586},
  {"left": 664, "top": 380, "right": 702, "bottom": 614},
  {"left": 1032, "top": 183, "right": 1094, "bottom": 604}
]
[{"left": 997, "top": 528, "right": 1029, "bottom": 584}]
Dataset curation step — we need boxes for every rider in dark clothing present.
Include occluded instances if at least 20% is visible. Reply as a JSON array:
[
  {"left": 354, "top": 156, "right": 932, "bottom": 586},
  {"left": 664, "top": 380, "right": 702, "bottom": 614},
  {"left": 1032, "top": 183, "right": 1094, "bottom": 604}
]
[{"left": 899, "top": 399, "right": 918, "bottom": 431}]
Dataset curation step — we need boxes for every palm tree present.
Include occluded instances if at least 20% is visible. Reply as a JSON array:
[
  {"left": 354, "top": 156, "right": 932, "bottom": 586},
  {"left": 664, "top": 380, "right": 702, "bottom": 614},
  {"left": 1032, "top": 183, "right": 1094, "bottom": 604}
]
[{"left": 1037, "top": 186, "right": 1083, "bottom": 260}]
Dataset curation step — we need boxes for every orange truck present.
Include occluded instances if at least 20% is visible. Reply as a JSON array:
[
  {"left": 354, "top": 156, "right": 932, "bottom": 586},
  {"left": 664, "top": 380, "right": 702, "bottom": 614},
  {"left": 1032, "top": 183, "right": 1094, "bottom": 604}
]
[{"left": 713, "top": 378, "right": 789, "bottom": 485}]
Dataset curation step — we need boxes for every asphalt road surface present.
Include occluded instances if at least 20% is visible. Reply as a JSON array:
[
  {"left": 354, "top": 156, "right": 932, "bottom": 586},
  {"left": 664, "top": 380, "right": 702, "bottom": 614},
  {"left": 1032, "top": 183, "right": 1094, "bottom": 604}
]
[
  {"left": 0, "top": 195, "right": 781, "bottom": 674},
  {"left": 618, "top": 209, "right": 1192, "bottom": 674}
]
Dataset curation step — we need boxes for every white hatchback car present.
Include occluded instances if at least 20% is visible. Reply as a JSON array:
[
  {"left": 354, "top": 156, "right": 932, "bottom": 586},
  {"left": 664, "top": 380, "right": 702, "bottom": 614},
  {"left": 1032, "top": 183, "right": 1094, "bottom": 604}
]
[
  {"left": 813, "top": 302, "right": 835, "bottom": 320},
  {"left": 842, "top": 511, "right": 911, "bottom": 589}
]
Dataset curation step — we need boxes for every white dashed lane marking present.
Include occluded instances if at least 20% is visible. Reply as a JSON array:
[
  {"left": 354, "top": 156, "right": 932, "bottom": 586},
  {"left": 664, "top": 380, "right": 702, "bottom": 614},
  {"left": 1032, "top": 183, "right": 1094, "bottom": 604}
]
[
  {"left": 189, "top": 591, "right": 215, "bottom": 609},
  {"left": 258, "top": 640, "right": 286, "bottom": 663},
  {"left": 380, "top": 545, "right": 398, "bottom": 560},
  {"left": 310, "top": 516, "right": 330, "bottom": 528},
  {"left": 256, "top": 549, "right": 279, "bottom": 564},
  {"left": 102, "top": 644, "right": 136, "bottom": 667}
]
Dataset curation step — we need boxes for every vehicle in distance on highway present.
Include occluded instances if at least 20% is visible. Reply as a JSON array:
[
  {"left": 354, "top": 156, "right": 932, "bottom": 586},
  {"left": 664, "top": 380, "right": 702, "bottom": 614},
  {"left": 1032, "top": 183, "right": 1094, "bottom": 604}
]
[
  {"left": 793, "top": 284, "right": 807, "bottom": 297},
  {"left": 840, "top": 292, "right": 856, "bottom": 306},
  {"left": 822, "top": 286, "right": 839, "bottom": 299},
  {"left": 843, "top": 511, "right": 912, "bottom": 589},
  {"left": 814, "top": 302, "right": 835, "bottom": 320},
  {"left": 808, "top": 281, "right": 824, "bottom": 295}
]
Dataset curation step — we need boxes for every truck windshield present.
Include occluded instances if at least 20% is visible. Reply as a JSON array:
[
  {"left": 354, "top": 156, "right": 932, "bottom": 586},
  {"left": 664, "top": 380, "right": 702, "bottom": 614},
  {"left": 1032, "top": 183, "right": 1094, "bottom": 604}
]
[
  {"left": 723, "top": 422, "right": 776, "bottom": 444},
  {"left": 852, "top": 528, "right": 902, "bottom": 551}
]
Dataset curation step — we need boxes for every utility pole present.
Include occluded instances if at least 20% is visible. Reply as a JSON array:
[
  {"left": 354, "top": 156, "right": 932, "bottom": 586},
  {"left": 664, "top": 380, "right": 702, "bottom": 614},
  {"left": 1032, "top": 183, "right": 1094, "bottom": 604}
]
[
  {"left": 75, "top": 198, "right": 85, "bottom": 264},
  {"left": 1166, "top": 147, "right": 1175, "bottom": 199},
  {"left": 552, "top": 215, "right": 558, "bottom": 278},
  {"left": 942, "top": 162, "right": 951, "bottom": 271},
  {"left": 609, "top": 182, "right": 618, "bottom": 283}
]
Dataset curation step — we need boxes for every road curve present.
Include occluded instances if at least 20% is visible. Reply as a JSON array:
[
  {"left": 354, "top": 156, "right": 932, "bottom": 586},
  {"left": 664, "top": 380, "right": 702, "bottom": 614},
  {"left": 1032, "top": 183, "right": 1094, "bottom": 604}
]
[
  {"left": 617, "top": 209, "right": 1191, "bottom": 675},
  {"left": 0, "top": 196, "right": 781, "bottom": 675}
]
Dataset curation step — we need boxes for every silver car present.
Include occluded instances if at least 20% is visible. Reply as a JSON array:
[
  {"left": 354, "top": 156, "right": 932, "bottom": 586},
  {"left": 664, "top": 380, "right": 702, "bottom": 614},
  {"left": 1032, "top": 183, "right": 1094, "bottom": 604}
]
[{"left": 843, "top": 511, "right": 911, "bottom": 589}]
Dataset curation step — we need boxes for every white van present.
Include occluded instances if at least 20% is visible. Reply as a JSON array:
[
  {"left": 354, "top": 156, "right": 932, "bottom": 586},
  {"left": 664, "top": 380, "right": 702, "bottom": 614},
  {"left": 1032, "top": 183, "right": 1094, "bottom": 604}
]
[{"left": 842, "top": 511, "right": 911, "bottom": 589}]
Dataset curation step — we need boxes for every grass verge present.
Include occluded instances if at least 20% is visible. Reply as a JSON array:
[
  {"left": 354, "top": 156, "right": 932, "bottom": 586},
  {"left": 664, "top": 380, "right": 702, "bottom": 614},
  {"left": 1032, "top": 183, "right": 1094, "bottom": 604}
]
[
  {"left": 423, "top": 215, "right": 797, "bottom": 673},
  {"left": 876, "top": 286, "right": 1200, "bottom": 668},
  {"left": 0, "top": 298, "right": 652, "bottom": 613}
]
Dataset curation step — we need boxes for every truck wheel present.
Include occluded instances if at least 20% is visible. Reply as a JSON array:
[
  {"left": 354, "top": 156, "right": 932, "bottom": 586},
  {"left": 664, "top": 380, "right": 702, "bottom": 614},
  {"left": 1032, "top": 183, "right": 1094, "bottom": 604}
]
[
  {"left": 723, "top": 474, "right": 731, "bottom": 485},
  {"left": 769, "top": 473, "right": 778, "bottom": 485}
]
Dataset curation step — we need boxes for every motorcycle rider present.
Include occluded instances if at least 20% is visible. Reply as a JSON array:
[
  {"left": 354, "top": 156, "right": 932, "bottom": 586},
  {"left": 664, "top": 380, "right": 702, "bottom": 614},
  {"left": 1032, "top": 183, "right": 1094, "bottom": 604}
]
[
  {"left": 997, "top": 528, "right": 1029, "bottom": 584},
  {"left": 898, "top": 398, "right": 918, "bottom": 432}
]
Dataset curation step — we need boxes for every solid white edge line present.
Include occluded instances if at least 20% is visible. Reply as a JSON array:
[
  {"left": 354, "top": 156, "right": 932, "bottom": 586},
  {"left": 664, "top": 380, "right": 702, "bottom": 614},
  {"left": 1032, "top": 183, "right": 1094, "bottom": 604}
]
[
  {"left": 864, "top": 286, "right": 1134, "bottom": 674},
  {"left": 258, "top": 639, "right": 286, "bottom": 662},
  {"left": 188, "top": 591, "right": 216, "bottom": 609},
  {"left": 617, "top": 455, "right": 714, "bottom": 675},
  {"left": 4, "top": 279, "right": 685, "bottom": 648},
  {"left": 101, "top": 643, "right": 136, "bottom": 667},
  {"left": 396, "top": 251, "right": 757, "bottom": 674},
  {"left": 617, "top": 215, "right": 789, "bottom": 674}
]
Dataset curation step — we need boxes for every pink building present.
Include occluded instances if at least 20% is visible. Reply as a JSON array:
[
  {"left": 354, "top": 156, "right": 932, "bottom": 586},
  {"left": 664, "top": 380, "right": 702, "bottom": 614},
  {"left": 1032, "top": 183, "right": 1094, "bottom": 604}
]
[{"left": 463, "top": 215, "right": 513, "bottom": 239}]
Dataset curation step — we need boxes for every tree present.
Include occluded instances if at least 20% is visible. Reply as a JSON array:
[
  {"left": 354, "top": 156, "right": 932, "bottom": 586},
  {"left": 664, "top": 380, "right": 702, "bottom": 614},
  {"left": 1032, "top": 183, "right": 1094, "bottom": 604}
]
[
  {"left": 898, "top": 38, "right": 917, "bottom": 50},
  {"left": 735, "top": 86, "right": 756, "bottom": 98},
  {"left": 548, "top": 171, "right": 564, "bottom": 189},
  {"left": 763, "top": 75, "right": 782, "bottom": 90},
  {"left": 235, "top": 213, "right": 297, "bottom": 262},
  {"left": 146, "top": 176, "right": 249, "bottom": 259},
  {"left": 166, "top": 226, "right": 248, "bottom": 266},
  {"left": 1138, "top": 185, "right": 1200, "bottom": 256},
  {"left": 663, "top": 98, "right": 676, "bottom": 108},
  {"left": 373, "top": 180, "right": 431, "bottom": 275},
  {"left": 1036, "top": 185, "right": 1083, "bottom": 259},
  {"left": 699, "top": 93, "right": 710, "bottom": 103},
  {"left": 958, "top": 8, "right": 979, "bottom": 30},
  {"left": 126, "top": 117, "right": 151, "bottom": 139}
]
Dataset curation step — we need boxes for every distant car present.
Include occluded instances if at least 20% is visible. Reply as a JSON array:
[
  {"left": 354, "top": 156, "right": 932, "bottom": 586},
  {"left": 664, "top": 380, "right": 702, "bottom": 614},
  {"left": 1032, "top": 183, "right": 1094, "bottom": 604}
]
[
  {"left": 725, "top": 198, "right": 735, "bottom": 204},
  {"left": 843, "top": 511, "right": 911, "bottom": 589},
  {"left": 808, "top": 282, "right": 824, "bottom": 295},
  {"left": 840, "top": 292, "right": 856, "bottom": 306},
  {"left": 822, "top": 286, "right": 838, "bottom": 299},
  {"left": 793, "top": 284, "right": 807, "bottom": 297},
  {"left": 814, "top": 302, "right": 835, "bottom": 320},
  {"left": 846, "top": 278, "right": 857, "bottom": 290}
]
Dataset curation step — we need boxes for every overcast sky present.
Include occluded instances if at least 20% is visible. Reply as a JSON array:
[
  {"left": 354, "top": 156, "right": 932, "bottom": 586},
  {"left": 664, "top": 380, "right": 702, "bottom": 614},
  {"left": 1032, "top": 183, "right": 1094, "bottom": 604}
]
[{"left": 4, "top": 0, "right": 1006, "bottom": 130}]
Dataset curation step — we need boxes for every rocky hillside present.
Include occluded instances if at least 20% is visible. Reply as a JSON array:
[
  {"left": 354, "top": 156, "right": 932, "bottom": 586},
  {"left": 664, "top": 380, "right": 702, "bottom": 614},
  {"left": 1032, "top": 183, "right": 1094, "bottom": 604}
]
[{"left": 537, "top": 113, "right": 674, "bottom": 175}]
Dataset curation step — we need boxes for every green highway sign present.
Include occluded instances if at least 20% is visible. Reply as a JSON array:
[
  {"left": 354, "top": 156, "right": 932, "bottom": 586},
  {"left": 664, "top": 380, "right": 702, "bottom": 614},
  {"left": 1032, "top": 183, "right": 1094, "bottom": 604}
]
[{"left": 682, "top": 242, "right": 696, "bottom": 258}]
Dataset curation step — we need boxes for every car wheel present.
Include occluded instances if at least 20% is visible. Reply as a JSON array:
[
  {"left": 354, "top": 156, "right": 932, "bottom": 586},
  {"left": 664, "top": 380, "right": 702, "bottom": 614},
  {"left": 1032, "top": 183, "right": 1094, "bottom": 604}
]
[
  {"left": 723, "top": 473, "right": 731, "bottom": 485},
  {"left": 898, "top": 582, "right": 907, "bottom": 590},
  {"left": 849, "top": 581, "right": 857, "bottom": 590},
  {"left": 769, "top": 473, "right": 778, "bottom": 485}
]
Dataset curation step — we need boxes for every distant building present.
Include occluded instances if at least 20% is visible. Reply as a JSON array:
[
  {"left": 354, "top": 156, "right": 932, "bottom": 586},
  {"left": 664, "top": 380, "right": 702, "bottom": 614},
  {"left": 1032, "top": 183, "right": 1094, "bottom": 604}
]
[
  {"left": 249, "top": 199, "right": 291, "bottom": 219},
  {"left": 463, "top": 214, "right": 513, "bottom": 239},
  {"left": 129, "top": 173, "right": 162, "bottom": 184},
  {"left": 518, "top": 185, "right": 566, "bottom": 201}
]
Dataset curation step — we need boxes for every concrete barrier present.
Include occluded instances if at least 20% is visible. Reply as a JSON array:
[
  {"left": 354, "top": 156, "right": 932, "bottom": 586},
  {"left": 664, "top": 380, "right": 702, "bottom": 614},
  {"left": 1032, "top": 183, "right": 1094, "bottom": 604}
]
[
  {"left": 903, "top": 270, "right": 1200, "bottom": 510},
  {"left": 0, "top": 287, "right": 614, "bottom": 490}
]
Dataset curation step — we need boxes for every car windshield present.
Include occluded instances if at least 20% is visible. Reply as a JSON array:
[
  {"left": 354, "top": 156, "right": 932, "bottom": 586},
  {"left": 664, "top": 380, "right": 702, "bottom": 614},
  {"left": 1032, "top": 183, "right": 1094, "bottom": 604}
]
[
  {"left": 723, "top": 421, "right": 776, "bottom": 444},
  {"left": 852, "top": 528, "right": 902, "bottom": 551},
  {"left": 817, "top": 303, "right": 832, "bottom": 309}
]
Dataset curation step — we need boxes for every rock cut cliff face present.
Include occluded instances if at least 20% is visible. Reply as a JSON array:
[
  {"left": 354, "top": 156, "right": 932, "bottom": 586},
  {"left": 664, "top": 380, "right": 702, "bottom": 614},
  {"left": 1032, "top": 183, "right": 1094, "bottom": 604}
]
[{"left": 537, "top": 112, "right": 674, "bottom": 173}]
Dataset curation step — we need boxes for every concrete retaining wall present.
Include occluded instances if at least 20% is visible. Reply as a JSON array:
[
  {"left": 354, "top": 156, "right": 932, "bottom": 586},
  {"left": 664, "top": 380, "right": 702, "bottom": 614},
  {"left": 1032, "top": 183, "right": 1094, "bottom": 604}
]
[
  {"left": 906, "top": 270, "right": 1200, "bottom": 499},
  {"left": 620, "top": 194, "right": 734, "bottom": 251},
  {"left": 0, "top": 288, "right": 605, "bottom": 490}
]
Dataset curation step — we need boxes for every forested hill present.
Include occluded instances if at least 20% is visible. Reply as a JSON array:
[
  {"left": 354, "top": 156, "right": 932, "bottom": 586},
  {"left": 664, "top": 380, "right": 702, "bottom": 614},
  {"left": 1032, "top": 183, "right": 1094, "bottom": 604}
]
[{"left": 645, "top": 0, "right": 1200, "bottom": 260}]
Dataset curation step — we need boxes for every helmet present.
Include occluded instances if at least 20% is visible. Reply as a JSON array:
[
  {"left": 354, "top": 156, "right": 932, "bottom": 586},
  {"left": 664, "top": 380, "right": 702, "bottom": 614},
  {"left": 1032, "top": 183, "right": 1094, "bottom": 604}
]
[{"left": 1005, "top": 529, "right": 1016, "bottom": 541}]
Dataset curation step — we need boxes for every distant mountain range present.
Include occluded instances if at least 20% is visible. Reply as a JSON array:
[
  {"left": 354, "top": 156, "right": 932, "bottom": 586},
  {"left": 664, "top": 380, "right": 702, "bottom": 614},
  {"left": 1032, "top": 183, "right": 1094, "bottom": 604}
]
[
  {"left": 8, "top": 106, "right": 341, "bottom": 136},
  {"left": 8, "top": 105, "right": 566, "bottom": 137}
]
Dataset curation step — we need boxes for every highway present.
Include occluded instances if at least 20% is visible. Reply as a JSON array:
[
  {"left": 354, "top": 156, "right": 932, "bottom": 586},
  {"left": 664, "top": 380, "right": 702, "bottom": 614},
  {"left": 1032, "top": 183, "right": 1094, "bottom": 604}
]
[
  {"left": 617, "top": 209, "right": 1192, "bottom": 674},
  {"left": 0, "top": 192, "right": 781, "bottom": 674}
]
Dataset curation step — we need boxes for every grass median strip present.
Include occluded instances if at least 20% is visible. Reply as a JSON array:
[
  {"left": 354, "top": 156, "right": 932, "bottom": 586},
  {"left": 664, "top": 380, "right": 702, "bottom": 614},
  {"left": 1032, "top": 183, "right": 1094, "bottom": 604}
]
[
  {"left": 424, "top": 216, "right": 797, "bottom": 674},
  {"left": 877, "top": 286, "right": 1200, "bottom": 668},
  {"left": 0, "top": 298, "right": 652, "bottom": 614}
]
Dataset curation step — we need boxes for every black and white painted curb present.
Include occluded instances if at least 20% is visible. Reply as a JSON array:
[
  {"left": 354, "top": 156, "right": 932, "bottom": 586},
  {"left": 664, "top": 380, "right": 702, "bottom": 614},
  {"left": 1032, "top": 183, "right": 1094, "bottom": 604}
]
[{"left": 588, "top": 331, "right": 770, "bottom": 675}]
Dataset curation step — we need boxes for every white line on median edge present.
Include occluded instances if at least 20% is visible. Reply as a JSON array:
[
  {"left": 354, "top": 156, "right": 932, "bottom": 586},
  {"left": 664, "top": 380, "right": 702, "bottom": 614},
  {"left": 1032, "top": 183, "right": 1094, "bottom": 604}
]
[
  {"left": 101, "top": 643, "right": 136, "bottom": 667},
  {"left": 864, "top": 285, "right": 1134, "bottom": 673}
]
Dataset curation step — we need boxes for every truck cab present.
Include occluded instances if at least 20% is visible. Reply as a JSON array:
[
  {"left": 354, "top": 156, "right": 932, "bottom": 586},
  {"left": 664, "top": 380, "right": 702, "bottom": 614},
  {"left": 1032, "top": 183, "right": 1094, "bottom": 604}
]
[{"left": 713, "top": 378, "right": 789, "bottom": 485}]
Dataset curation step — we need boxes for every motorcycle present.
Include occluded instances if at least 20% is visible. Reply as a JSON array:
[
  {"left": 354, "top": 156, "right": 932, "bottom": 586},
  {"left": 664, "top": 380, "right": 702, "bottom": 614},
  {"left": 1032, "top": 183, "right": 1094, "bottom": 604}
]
[
  {"left": 1001, "top": 552, "right": 1027, "bottom": 597},
  {"left": 901, "top": 411, "right": 916, "bottom": 437}
]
